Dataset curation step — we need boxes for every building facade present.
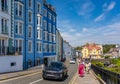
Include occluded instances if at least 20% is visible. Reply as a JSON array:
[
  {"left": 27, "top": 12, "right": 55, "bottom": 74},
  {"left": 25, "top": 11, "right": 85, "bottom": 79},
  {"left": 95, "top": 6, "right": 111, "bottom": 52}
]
[
  {"left": 43, "top": 1, "right": 57, "bottom": 66},
  {"left": 56, "top": 29, "right": 63, "bottom": 62},
  {"left": 0, "top": 0, "right": 23, "bottom": 73},
  {"left": 82, "top": 43, "right": 103, "bottom": 59}
]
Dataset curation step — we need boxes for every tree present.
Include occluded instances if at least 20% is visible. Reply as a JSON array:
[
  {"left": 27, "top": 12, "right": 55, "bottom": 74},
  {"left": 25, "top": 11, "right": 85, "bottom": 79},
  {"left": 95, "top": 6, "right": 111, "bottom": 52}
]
[{"left": 103, "top": 44, "right": 116, "bottom": 54}]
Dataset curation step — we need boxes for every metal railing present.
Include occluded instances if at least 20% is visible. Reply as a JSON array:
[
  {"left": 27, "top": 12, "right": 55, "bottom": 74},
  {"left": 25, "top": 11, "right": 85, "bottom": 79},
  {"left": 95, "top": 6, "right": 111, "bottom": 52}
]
[
  {"left": 0, "top": 47, "right": 22, "bottom": 56},
  {"left": 92, "top": 65, "right": 120, "bottom": 84}
]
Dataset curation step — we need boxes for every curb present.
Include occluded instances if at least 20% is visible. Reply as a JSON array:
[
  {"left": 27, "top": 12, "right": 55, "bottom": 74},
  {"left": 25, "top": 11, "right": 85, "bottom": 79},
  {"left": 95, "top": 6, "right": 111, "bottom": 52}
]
[
  {"left": 69, "top": 71, "right": 78, "bottom": 84},
  {"left": 0, "top": 69, "right": 42, "bottom": 81}
]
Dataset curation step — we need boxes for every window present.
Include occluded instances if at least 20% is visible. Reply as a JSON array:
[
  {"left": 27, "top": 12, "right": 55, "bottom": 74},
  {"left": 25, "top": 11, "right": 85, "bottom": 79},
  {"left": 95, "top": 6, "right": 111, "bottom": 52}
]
[
  {"left": 49, "top": 23, "right": 51, "bottom": 32},
  {"left": 53, "top": 25, "right": 56, "bottom": 34},
  {"left": 1, "top": 0, "right": 8, "bottom": 12},
  {"left": 28, "top": 26, "right": 32, "bottom": 38},
  {"left": 15, "top": 21, "right": 18, "bottom": 34},
  {"left": 11, "top": 62, "right": 16, "bottom": 67},
  {"left": 37, "top": 42, "right": 42, "bottom": 52},
  {"left": 19, "top": 22, "right": 23, "bottom": 35},
  {"left": 43, "top": 9, "right": 47, "bottom": 16},
  {"left": 37, "top": 16, "right": 42, "bottom": 26},
  {"left": 1, "top": 18, "right": 8, "bottom": 34},
  {"left": 15, "top": 39, "right": 23, "bottom": 53},
  {"left": 28, "top": 0, "right": 32, "bottom": 8},
  {"left": 15, "top": 3, "right": 23, "bottom": 17},
  {"left": 28, "top": 41, "right": 32, "bottom": 52},
  {"left": 19, "top": 4, "right": 23, "bottom": 17},
  {"left": 53, "top": 16, "right": 56, "bottom": 22},
  {"left": 43, "top": 20, "right": 47, "bottom": 30},
  {"left": 37, "top": 29, "right": 42, "bottom": 39},
  {"left": 28, "top": 11, "right": 32, "bottom": 23},
  {"left": 38, "top": 3, "right": 41, "bottom": 13},
  {"left": 15, "top": 21, "right": 23, "bottom": 35},
  {"left": 48, "top": 12, "right": 51, "bottom": 20}
]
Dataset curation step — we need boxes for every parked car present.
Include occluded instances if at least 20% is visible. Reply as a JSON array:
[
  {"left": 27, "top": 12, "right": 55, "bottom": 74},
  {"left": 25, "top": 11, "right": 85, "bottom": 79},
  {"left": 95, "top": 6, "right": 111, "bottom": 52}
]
[
  {"left": 69, "top": 59, "right": 76, "bottom": 64},
  {"left": 42, "top": 62, "right": 68, "bottom": 80}
]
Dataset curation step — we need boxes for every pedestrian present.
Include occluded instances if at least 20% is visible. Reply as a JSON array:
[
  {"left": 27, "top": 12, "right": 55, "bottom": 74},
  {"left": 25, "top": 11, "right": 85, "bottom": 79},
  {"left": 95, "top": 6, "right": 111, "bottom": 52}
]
[
  {"left": 85, "top": 61, "right": 91, "bottom": 74},
  {"left": 78, "top": 62, "right": 85, "bottom": 77}
]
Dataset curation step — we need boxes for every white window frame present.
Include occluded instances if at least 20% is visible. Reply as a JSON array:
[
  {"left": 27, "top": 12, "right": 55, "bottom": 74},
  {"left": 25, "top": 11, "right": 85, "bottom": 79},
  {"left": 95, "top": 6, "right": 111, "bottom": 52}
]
[
  {"left": 49, "top": 23, "right": 51, "bottom": 32},
  {"left": 37, "top": 42, "right": 42, "bottom": 53},
  {"left": 28, "top": 11, "right": 32, "bottom": 23},
  {"left": 37, "top": 3, "right": 41, "bottom": 13},
  {"left": 28, "top": 41, "right": 32, "bottom": 53},
  {"left": 28, "top": 26, "right": 32, "bottom": 38},
  {"left": 1, "top": 0, "right": 9, "bottom": 13},
  {"left": 1, "top": 18, "right": 8, "bottom": 34},
  {"left": 15, "top": 2, "right": 23, "bottom": 17},
  {"left": 15, "top": 39, "right": 23, "bottom": 53}
]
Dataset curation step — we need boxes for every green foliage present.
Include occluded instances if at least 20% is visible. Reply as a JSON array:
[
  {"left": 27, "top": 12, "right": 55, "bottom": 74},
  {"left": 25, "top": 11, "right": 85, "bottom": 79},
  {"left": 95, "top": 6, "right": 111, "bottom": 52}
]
[
  {"left": 103, "top": 44, "right": 116, "bottom": 54},
  {"left": 75, "top": 46, "right": 82, "bottom": 51},
  {"left": 91, "top": 61, "right": 104, "bottom": 67},
  {"left": 92, "top": 58, "right": 120, "bottom": 73},
  {"left": 104, "top": 55, "right": 110, "bottom": 59}
]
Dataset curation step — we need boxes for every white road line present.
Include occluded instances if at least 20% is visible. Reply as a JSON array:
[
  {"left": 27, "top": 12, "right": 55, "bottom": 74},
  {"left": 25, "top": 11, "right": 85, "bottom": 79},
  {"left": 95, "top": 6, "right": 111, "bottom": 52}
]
[{"left": 29, "top": 78, "right": 43, "bottom": 84}]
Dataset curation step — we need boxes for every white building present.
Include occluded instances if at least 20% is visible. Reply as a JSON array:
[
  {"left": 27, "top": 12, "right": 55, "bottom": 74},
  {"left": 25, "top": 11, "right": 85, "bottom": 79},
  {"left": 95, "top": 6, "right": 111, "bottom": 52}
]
[
  {"left": 0, "top": 0, "right": 12, "bottom": 55},
  {"left": 0, "top": 0, "right": 23, "bottom": 73}
]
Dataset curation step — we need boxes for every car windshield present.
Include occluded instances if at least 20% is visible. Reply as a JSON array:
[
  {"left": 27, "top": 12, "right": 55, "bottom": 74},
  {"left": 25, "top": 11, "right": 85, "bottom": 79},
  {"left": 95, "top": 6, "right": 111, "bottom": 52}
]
[{"left": 49, "top": 62, "right": 62, "bottom": 69}]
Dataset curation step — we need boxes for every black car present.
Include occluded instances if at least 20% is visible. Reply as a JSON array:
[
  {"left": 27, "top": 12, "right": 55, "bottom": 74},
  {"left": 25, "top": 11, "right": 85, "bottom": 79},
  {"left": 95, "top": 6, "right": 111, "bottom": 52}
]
[{"left": 42, "top": 62, "right": 68, "bottom": 80}]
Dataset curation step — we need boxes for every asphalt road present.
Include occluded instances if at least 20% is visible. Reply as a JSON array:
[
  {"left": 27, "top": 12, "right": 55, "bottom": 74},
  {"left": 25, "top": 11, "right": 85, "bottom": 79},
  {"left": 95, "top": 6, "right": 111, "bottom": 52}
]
[{"left": 0, "top": 60, "right": 78, "bottom": 84}]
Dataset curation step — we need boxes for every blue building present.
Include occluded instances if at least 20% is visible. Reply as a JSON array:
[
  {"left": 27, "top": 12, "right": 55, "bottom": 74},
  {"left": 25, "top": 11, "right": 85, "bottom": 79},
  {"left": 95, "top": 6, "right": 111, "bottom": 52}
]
[
  {"left": 43, "top": 0, "right": 57, "bottom": 66},
  {"left": 14, "top": 0, "right": 57, "bottom": 69}
]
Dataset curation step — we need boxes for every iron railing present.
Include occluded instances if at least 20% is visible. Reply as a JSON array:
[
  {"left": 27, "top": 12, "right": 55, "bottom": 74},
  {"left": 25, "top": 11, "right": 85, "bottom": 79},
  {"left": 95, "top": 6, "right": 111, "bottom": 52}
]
[{"left": 92, "top": 65, "right": 120, "bottom": 84}]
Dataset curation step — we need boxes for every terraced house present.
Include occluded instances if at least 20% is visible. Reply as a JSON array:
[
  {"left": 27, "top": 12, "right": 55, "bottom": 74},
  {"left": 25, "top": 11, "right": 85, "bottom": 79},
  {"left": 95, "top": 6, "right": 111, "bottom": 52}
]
[{"left": 0, "top": 0, "right": 57, "bottom": 73}]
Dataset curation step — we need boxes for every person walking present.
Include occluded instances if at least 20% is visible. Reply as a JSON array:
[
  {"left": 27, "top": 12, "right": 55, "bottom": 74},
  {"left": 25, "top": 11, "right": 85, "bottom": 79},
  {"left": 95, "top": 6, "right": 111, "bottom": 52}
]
[
  {"left": 78, "top": 62, "right": 85, "bottom": 77},
  {"left": 85, "top": 61, "right": 91, "bottom": 74}
]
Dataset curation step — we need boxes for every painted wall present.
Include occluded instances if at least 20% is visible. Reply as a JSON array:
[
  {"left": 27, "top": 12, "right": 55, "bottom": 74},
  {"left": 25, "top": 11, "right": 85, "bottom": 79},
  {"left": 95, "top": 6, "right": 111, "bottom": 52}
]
[{"left": 0, "top": 56, "right": 23, "bottom": 73}]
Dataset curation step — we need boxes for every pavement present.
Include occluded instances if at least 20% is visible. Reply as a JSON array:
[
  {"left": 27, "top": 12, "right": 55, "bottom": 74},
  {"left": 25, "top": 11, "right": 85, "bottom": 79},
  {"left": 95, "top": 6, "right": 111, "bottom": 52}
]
[
  {"left": 0, "top": 65, "right": 43, "bottom": 81},
  {"left": 69, "top": 59, "right": 101, "bottom": 84}
]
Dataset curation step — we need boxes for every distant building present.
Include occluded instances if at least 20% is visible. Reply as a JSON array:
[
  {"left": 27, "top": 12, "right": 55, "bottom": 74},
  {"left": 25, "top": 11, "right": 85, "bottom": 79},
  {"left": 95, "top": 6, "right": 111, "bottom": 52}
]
[
  {"left": 82, "top": 43, "right": 103, "bottom": 59},
  {"left": 56, "top": 29, "right": 63, "bottom": 62}
]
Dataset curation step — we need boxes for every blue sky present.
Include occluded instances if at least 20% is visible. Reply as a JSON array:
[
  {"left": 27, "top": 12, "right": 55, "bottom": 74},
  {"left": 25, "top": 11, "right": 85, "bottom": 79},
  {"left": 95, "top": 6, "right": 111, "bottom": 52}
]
[{"left": 47, "top": 0, "right": 120, "bottom": 47}]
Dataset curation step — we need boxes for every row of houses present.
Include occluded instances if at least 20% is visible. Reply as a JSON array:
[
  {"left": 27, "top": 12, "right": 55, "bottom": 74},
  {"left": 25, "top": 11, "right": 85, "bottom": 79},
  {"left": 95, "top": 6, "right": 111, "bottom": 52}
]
[{"left": 0, "top": 0, "right": 74, "bottom": 73}]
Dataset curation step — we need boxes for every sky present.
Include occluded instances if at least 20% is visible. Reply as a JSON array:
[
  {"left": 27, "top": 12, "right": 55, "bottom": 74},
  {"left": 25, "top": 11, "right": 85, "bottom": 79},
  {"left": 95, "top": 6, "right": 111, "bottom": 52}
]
[{"left": 47, "top": 0, "right": 120, "bottom": 47}]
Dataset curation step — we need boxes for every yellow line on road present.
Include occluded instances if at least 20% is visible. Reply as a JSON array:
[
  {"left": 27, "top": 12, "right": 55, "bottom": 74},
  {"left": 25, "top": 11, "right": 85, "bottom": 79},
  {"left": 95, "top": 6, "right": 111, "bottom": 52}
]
[{"left": 0, "top": 71, "right": 42, "bottom": 83}]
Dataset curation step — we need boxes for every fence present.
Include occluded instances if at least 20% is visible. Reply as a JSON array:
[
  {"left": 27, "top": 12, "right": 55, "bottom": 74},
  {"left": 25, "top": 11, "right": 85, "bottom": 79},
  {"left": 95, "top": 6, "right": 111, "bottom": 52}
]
[
  {"left": 92, "top": 65, "right": 120, "bottom": 84},
  {"left": 0, "top": 47, "right": 22, "bottom": 56}
]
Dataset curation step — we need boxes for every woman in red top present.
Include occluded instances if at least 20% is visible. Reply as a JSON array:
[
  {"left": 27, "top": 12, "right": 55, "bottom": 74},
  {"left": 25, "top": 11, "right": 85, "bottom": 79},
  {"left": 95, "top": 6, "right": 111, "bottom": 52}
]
[{"left": 78, "top": 62, "right": 85, "bottom": 77}]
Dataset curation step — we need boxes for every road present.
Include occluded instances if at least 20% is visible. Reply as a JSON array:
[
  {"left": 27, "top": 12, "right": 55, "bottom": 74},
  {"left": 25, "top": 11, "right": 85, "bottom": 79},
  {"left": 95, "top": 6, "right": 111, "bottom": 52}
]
[{"left": 0, "top": 60, "right": 78, "bottom": 84}]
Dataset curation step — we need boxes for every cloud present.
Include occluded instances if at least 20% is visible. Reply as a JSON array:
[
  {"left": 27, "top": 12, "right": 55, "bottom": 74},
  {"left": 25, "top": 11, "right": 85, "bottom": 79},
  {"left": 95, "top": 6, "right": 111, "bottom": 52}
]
[
  {"left": 82, "top": 28, "right": 88, "bottom": 32},
  {"left": 60, "top": 21, "right": 120, "bottom": 47},
  {"left": 75, "top": 0, "right": 95, "bottom": 16},
  {"left": 107, "top": 2, "right": 116, "bottom": 11},
  {"left": 69, "top": 29, "right": 76, "bottom": 32},
  {"left": 94, "top": 1, "right": 116, "bottom": 22},
  {"left": 94, "top": 13, "right": 105, "bottom": 22}
]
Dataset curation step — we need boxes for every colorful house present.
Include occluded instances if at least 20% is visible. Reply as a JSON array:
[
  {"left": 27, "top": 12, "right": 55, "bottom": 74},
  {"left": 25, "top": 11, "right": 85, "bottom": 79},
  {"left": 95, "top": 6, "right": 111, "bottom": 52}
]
[{"left": 82, "top": 43, "right": 103, "bottom": 59}]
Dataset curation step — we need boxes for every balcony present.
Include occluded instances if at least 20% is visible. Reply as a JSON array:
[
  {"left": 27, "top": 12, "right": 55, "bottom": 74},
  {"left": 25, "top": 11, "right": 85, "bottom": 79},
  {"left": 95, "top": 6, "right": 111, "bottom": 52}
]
[
  {"left": 1, "top": 6, "right": 8, "bottom": 13},
  {"left": 0, "top": 47, "right": 22, "bottom": 56},
  {"left": 1, "top": 26, "right": 9, "bottom": 35}
]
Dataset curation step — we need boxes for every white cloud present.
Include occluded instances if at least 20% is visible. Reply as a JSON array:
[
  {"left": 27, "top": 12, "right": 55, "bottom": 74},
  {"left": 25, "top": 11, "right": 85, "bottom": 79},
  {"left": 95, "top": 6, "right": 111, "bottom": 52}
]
[
  {"left": 82, "top": 28, "right": 88, "bottom": 32},
  {"left": 107, "top": 2, "right": 116, "bottom": 11},
  {"left": 69, "top": 29, "right": 76, "bottom": 32},
  {"left": 60, "top": 21, "right": 120, "bottom": 47},
  {"left": 94, "top": 1, "right": 116, "bottom": 22},
  {"left": 94, "top": 13, "right": 105, "bottom": 22},
  {"left": 75, "top": 0, "right": 95, "bottom": 16}
]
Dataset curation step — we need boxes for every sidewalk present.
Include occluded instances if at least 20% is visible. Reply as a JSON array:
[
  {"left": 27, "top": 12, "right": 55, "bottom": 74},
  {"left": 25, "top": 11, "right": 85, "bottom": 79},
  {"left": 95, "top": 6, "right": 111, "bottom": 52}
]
[
  {"left": 69, "top": 59, "right": 101, "bottom": 84},
  {"left": 0, "top": 65, "right": 43, "bottom": 81},
  {"left": 74, "top": 71, "right": 100, "bottom": 84}
]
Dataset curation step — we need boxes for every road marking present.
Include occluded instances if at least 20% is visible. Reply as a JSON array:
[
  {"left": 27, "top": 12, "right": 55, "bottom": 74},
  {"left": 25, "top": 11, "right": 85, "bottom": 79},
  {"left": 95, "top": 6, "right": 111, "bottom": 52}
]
[
  {"left": 0, "top": 72, "right": 42, "bottom": 83},
  {"left": 29, "top": 78, "right": 43, "bottom": 84}
]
